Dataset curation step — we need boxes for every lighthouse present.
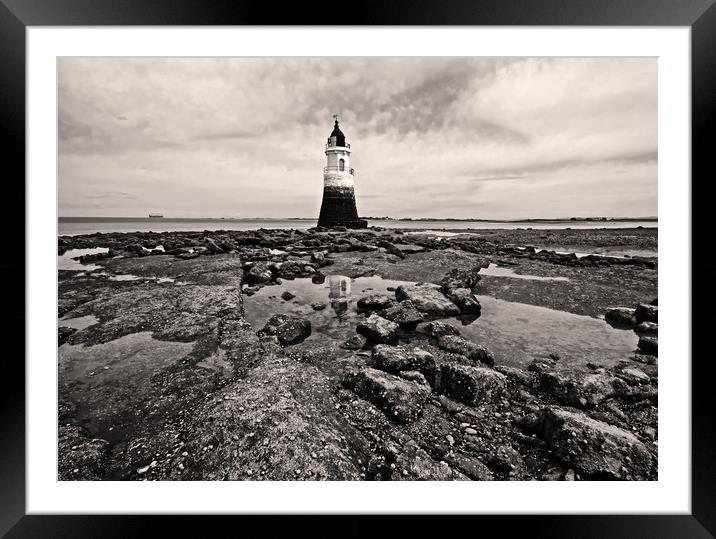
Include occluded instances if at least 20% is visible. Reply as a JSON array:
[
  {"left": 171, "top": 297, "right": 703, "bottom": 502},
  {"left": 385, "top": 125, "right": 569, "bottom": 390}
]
[{"left": 317, "top": 116, "right": 368, "bottom": 229}]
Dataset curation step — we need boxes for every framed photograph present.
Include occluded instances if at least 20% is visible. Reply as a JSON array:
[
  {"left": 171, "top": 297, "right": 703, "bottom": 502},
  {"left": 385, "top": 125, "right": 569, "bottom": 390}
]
[{"left": 5, "top": 0, "right": 712, "bottom": 536}]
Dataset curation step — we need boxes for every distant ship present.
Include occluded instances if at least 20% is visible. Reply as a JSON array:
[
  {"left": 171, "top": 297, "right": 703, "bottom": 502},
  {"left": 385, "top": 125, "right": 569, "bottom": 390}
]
[{"left": 148, "top": 213, "right": 164, "bottom": 218}]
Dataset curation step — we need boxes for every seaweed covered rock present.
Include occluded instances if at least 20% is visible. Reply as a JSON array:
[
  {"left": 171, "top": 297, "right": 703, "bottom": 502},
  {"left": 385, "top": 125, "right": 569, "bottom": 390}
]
[
  {"left": 605, "top": 307, "right": 637, "bottom": 328},
  {"left": 371, "top": 344, "right": 435, "bottom": 375},
  {"left": 261, "top": 314, "right": 311, "bottom": 346},
  {"left": 438, "top": 364, "right": 507, "bottom": 406},
  {"left": 342, "top": 367, "right": 430, "bottom": 423},
  {"left": 356, "top": 314, "right": 400, "bottom": 345},
  {"left": 395, "top": 283, "right": 460, "bottom": 316},
  {"left": 541, "top": 407, "right": 655, "bottom": 480},
  {"left": 437, "top": 335, "right": 494, "bottom": 366}
]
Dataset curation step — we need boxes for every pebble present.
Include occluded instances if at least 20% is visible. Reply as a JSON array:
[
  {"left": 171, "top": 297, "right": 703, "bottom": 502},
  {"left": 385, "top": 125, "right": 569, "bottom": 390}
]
[{"left": 464, "top": 428, "right": 478, "bottom": 435}]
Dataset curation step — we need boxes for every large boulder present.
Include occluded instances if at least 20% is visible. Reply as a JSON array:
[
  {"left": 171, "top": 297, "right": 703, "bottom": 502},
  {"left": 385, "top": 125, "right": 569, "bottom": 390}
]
[
  {"left": 261, "top": 314, "right": 311, "bottom": 346},
  {"left": 635, "top": 304, "right": 658, "bottom": 323},
  {"left": 537, "top": 370, "right": 617, "bottom": 408},
  {"left": 244, "top": 262, "right": 273, "bottom": 285},
  {"left": 58, "top": 326, "right": 77, "bottom": 346},
  {"left": 440, "top": 264, "right": 487, "bottom": 291},
  {"left": 381, "top": 300, "right": 423, "bottom": 329},
  {"left": 439, "top": 364, "right": 507, "bottom": 405},
  {"left": 343, "top": 368, "right": 430, "bottom": 423},
  {"left": 541, "top": 407, "right": 655, "bottom": 480},
  {"left": 635, "top": 321, "right": 658, "bottom": 336},
  {"left": 357, "top": 294, "right": 395, "bottom": 311},
  {"left": 420, "top": 321, "right": 460, "bottom": 338},
  {"left": 371, "top": 345, "right": 435, "bottom": 375},
  {"left": 638, "top": 336, "right": 658, "bottom": 356},
  {"left": 356, "top": 314, "right": 400, "bottom": 345},
  {"left": 395, "top": 283, "right": 460, "bottom": 316},
  {"left": 437, "top": 334, "right": 494, "bottom": 366},
  {"left": 605, "top": 307, "right": 637, "bottom": 327},
  {"left": 444, "top": 287, "right": 482, "bottom": 315},
  {"left": 377, "top": 239, "right": 406, "bottom": 259}
]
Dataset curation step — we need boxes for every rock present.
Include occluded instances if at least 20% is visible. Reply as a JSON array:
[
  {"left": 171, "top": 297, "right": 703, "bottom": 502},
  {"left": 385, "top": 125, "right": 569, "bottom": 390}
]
[
  {"left": 541, "top": 407, "right": 655, "bottom": 480},
  {"left": 604, "top": 307, "right": 637, "bottom": 327},
  {"left": 58, "top": 425, "right": 110, "bottom": 480},
  {"left": 58, "top": 326, "right": 77, "bottom": 346},
  {"left": 395, "top": 283, "right": 460, "bottom": 316},
  {"left": 281, "top": 290, "right": 296, "bottom": 301},
  {"left": 495, "top": 366, "right": 536, "bottom": 388},
  {"left": 444, "top": 287, "right": 482, "bottom": 315},
  {"left": 635, "top": 304, "right": 658, "bottom": 323},
  {"left": 377, "top": 239, "right": 406, "bottom": 259},
  {"left": 439, "top": 364, "right": 507, "bottom": 405},
  {"left": 391, "top": 440, "right": 469, "bottom": 480},
  {"left": 619, "top": 367, "right": 651, "bottom": 385},
  {"left": 215, "top": 235, "right": 236, "bottom": 252},
  {"left": 421, "top": 321, "right": 460, "bottom": 338},
  {"left": 637, "top": 336, "right": 658, "bottom": 356},
  {"left": 356, "top": 314, "right": 400, "bottom": 345},
  {"left": 371, "top": 345, "right": 435, "bottom": 375},
  {"left": 204, "top": 237, "right": 223, "bottom": 254},
  {"left": 342, "top": 368, "right": 430, "bottom": 423},
  {"left": 537, "top": 371, "right": 616, "bottom": 408},
  {"left": 310, "top": 251, "right": 327, "bottom": 266},
  {"left": 399, "top": 371, "right": 428, "bottom": 385},
  {"left": 580, "top": 373, "right": 618, "bottom": 407},
  {"left": 311, "top": 302, "right": 327, "bottom": 311},
  {"left": 634, "top": 321, "right": 658, "bottom": 335},
  {"left": 440, "top": 265, "right": 487, "bottom": 291},
  {"left": 445, "top": 452, "right": 494, "bottom": 480},
  {"left": 177, "top": 251, "right": 200, "bottom": 260},
  {"left": 488, "top": 444, "right": 524, "bottom": 474},
  {"left": 380, "top": 300, "right": 423, "bottom": 329},
  {"left": 244, "top": 262, "right": 273, "bottom": 285},
  {"left": 261, "top": 314, "right": 311, "bottom": 346},
  {"left": 340, "top": 334, "right": 367, "bottom": 351},
  {"left": 437, "top": 335, "right": 494, "bottom": 366},
  {"left": 357, "top": 294, "right": 395, "bottom": 311}
]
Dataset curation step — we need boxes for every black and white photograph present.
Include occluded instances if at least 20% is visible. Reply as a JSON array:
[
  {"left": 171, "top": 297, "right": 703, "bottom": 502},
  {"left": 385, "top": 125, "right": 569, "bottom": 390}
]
[{"left": 56, "top": 56, "right": 659, "bottom": 482}]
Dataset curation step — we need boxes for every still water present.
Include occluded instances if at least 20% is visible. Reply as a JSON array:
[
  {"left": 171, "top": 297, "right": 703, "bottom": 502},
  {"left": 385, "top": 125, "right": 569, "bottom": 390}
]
[{"left": 243, "top": 274, "right": 638, "bottom": 374}]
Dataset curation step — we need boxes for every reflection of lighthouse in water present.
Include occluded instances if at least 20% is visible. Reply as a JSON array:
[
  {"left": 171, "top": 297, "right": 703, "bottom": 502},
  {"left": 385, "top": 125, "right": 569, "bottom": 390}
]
[{"left": 328, "top": 275, "right": 352, "bottom": 319}]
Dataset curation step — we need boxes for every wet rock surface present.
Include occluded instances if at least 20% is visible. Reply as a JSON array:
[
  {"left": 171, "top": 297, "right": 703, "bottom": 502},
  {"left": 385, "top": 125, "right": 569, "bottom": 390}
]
[{"left": 57, "top": 226, "right": 657, "bottom": 481}]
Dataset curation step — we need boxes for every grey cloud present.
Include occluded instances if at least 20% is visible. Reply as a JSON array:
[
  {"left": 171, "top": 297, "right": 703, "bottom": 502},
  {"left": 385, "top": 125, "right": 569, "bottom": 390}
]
[{"left": 58, "top": 57, "right": 657, "bottom": 219}]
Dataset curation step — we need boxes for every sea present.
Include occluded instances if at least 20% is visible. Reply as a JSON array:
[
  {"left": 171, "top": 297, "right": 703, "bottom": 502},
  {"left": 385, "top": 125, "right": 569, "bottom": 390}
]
[{"left": 58, "top": 217, "right": 657, "bottom": 236}]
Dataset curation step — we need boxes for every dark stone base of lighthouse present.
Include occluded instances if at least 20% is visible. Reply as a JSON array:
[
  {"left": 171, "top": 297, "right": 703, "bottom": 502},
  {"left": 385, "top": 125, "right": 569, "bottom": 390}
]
[{"left": 317, "top": 186, "right": 368, "bottom": 229}]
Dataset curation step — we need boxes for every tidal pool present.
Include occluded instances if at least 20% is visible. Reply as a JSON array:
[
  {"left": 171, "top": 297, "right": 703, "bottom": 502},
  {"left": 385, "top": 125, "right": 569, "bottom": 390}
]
[
  {"left": 480, "top": 263, "right": 569, "bottom": 282},
  {"left": 243, "top": 274, "right": 638, "bottom": 374},
  {"left": 58, "top": 247, "right": 109, "bottom": 271}
]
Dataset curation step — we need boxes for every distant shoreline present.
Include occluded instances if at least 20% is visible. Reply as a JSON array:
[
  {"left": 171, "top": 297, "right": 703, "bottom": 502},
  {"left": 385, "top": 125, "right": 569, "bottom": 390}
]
[{"left": 59, "top": 216, "right": 658, "bottom": 223}]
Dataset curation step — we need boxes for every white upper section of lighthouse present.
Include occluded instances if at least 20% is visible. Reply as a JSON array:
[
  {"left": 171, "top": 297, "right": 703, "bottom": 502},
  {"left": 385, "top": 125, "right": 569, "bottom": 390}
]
[{"left": 324, "top": 117, "right": 352, "bottom": 177}]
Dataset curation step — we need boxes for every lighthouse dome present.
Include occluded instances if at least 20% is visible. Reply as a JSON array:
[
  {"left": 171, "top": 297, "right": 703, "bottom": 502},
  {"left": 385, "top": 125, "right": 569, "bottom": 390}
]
[{"left": 329, "top": 119, "right": 346, "bottom": 147}]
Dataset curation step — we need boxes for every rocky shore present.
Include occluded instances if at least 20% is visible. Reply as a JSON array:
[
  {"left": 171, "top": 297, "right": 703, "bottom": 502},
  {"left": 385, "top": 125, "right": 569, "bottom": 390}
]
[{"left": 57, "top": 226, "right": 657, "bottom": 481}]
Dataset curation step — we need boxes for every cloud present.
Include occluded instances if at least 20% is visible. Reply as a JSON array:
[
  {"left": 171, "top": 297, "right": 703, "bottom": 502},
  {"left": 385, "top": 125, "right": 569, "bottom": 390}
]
[{"left": 58, "top": 57, "right": 657, "bottom": 219}]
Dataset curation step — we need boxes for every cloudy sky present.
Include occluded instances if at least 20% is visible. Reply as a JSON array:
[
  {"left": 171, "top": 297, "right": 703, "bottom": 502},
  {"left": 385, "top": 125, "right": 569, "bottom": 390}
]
[{"left": 59, "top": 57, "right": 657, "bottom": 219}]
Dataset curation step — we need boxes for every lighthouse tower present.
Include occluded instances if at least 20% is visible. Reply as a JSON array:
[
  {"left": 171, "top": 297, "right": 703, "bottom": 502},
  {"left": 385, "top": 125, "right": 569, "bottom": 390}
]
[{"left": 317, "top": 116, "right": 368, "bottom": 229}]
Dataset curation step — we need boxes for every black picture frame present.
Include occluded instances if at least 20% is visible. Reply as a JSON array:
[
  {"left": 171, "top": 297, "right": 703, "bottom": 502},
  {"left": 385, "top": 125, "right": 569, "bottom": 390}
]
[{"left": 3, "top": 0, "right": 712, "bottom": 536}]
